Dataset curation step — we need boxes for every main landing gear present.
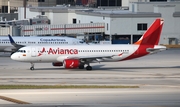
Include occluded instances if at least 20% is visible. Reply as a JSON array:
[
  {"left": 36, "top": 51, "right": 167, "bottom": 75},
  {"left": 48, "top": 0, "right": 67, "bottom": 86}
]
[
  {"left": 30, "top": 63, "right": 34, "bottom": 70},
  {"left": 86, "top": 62, "right": 92, "bottom": 70},
  {"left": 79, "top": 63, "right": 92, "bottom": 70},
  {"left": 86, "top": 66, "right": 92, "bottom": 70},
  {"left": 79, "top": 64, "right": 84, "bottom": 69}
]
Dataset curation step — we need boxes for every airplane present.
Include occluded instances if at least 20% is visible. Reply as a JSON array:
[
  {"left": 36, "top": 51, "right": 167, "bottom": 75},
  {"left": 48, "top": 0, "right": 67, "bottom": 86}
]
[
  {"left": 0, "top": 35, "right": 85, "bottom": 54},
  {"left": 11, "top": 18, "right": 167, "bottom": 70}
]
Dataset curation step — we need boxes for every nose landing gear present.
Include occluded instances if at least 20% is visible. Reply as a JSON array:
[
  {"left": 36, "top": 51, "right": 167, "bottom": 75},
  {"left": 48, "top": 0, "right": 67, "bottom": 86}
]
[{"left": 30, "top": 63, "right": 34, "bottom": 70}]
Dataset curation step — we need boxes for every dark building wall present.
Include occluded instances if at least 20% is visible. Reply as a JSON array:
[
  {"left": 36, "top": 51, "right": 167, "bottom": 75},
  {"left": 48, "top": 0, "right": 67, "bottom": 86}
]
[
  {"left": 1, "top": 6, "right": 8, "bottom": 13},
  {"left": 0, "top": 13, "right": 18, "bottom": 21},
  {"left": 150, "top": 0, "right": 167, "bottom": 1},
  {"left": 97, "top": 0, "right": 121, "bottom": 7},
  {"left": 56, "top": 0, "right": 75, "bottom": 5},
  {"left": 76, "top": 0, "right": 88, "bottom": 5}
]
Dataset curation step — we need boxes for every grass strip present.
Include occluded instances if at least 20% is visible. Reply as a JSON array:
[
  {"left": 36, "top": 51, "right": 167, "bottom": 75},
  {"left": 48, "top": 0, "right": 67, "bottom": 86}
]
[{"left": 0, "top": 85, "right": 139, "bottom": 89}]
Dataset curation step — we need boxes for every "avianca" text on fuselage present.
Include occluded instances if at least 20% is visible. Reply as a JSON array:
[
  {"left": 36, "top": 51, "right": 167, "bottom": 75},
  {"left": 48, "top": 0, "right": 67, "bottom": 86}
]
[{"left": 48, "top": 48, "right": 78, "bottom": 55}]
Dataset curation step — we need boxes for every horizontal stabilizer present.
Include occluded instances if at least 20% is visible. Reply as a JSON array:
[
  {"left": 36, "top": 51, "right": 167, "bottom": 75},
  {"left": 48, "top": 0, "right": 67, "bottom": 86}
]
[{"left": 146, "top": 47, "right": 166, "bottom": 54}]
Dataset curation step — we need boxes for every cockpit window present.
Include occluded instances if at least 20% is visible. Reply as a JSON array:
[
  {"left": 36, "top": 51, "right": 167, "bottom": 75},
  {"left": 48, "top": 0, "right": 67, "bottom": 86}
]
[{"left": 17, "top": 50, "right": 26, "bottom": 53}]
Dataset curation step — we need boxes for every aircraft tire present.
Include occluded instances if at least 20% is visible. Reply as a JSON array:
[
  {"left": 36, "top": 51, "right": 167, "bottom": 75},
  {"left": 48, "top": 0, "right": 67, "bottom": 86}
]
[
  {"left": 86, "top": 66, "right": 92, "bottom": 70},
  {"left": 30, "top": 67, "right": 34, "bottom": 70}
]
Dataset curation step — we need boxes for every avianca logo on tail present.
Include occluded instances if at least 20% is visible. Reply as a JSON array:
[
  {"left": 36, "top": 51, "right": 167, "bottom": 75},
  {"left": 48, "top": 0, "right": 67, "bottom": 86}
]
[{"left": 38, "top": 47, "right": 78, "bottom": 56}]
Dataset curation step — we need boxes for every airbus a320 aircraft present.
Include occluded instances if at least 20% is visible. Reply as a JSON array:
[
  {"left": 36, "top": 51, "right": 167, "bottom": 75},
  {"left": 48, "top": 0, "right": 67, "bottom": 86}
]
[
  {"left": 0, "top": 35, "right": 84, "bottom": 54},
  {"left": 11, "top": 18, "right": 166, "bottom": 70}
]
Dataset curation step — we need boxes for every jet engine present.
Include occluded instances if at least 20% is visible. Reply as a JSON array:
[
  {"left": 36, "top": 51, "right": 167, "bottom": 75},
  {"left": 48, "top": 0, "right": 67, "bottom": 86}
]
[
  {"left": 52, "top": 62, "right": 63, "bottom": 66},
  {"left": 63, "top": 59, "right": 79, "bottom": 69}
]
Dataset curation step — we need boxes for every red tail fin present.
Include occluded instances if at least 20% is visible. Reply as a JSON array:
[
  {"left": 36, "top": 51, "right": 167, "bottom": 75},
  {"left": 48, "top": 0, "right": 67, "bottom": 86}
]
[{"left": 134, "top": 18, "right": 164, "bottom": 45}]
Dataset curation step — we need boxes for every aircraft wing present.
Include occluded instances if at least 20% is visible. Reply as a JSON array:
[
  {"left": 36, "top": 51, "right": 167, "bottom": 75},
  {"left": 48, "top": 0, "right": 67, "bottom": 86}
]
[
  {"left": 8, "top": 34, "right": 25, "bottom": 49},
  {"left": 67, "top": 55, "right": 112, "bottom": 59},
  {"left": 65, "top": 53, "right": 123, "bottom": 62}
]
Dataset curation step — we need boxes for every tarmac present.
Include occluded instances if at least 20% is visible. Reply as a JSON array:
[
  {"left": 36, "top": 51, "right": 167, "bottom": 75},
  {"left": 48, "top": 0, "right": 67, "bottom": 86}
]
[{"left": 0, "top": 48, "right": 180, "bottom": 107}]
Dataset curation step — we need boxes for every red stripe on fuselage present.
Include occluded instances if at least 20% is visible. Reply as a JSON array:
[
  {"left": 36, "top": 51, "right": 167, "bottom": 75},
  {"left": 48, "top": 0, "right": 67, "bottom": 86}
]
[{"left": 121, "top": 45, "right": 153, "bottom": 61}]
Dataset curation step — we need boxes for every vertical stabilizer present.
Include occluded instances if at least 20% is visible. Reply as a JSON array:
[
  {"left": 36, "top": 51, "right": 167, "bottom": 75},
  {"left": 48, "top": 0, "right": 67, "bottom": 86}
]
[{"left": 134, "top": 18, "right": 164, "bottom": 45}]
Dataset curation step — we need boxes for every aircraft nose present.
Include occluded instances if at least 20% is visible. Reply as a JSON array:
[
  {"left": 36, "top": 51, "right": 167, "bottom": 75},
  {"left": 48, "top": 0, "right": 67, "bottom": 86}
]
[{"left": 11, "top": 53, "right": 18, "bottom": 61}]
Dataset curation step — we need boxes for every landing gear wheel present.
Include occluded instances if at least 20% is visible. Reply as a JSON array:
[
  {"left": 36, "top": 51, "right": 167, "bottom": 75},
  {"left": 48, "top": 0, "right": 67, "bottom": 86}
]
[
  {"left": 30, "top": 63, "right": 34, "bottom": 70},
  {"left": 86, "top": 66, "right": 92, "bottom": 70},
  {"left": 79, "top": 64, "right": 84, "bottom": 69},
  {"left": 30, "top": 67, "right": 34, "bottom": 70}
]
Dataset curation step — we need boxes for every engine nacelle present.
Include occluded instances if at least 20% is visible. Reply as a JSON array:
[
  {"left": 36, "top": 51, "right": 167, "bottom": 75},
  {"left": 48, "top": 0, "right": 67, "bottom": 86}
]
[
  {"left": 63, "top": 59, "right": 79, "bottom": 69},
  {"left": 52, "top": 62, "right": 63, "bottom": 66}
]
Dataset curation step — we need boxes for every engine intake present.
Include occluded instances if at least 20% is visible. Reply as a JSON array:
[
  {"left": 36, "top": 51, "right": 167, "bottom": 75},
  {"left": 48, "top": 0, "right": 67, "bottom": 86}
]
[{"left": 52, "top": 62, "right": 63, "bottom": 66}]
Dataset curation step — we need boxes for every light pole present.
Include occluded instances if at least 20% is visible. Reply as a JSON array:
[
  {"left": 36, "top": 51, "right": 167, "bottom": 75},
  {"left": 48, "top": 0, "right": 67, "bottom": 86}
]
[{"left": 23, "top": 0, "right": 27, "bottom": 19}]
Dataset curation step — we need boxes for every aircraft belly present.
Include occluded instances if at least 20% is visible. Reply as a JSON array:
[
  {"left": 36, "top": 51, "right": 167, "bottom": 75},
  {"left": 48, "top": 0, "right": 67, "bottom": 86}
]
[
  {"left": 31, "top": 57, "right": 56, "bottom": 62},
  {"left": 3, "top": 46, "right": 15, "bottom": 52},
  {"left": 0, "top": 46, "right": 7, "bottom": 51}
]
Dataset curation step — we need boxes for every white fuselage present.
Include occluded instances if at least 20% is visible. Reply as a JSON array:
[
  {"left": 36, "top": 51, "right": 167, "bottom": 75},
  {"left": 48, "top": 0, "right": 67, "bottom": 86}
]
[
  {"left": 0, "top": 36, "right": 84, "bottom": 52},
  {"left": 10, "top": 45, "right": 166, "bottom": 63}
]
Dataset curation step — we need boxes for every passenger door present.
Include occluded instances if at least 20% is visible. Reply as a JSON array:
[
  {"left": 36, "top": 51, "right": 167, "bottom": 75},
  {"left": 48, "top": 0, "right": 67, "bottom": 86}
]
[{"left": 31, "top": 47, "right": 37, "bottom": 57}]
